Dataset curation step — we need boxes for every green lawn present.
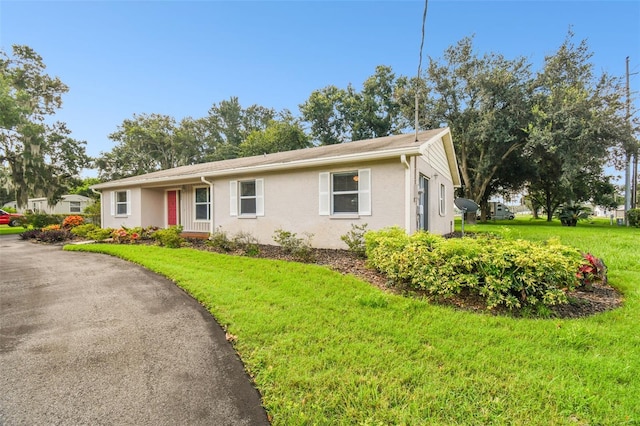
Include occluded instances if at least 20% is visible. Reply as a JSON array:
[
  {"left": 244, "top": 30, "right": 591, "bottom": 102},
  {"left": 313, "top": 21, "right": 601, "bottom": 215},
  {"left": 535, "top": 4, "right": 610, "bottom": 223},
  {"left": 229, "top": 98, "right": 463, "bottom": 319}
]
[
  {"left": 65, "top": 222, "right": 640, "bottom": 425},
  {"left": 0, "top": 225, "right": 26, "bottom": 235}
]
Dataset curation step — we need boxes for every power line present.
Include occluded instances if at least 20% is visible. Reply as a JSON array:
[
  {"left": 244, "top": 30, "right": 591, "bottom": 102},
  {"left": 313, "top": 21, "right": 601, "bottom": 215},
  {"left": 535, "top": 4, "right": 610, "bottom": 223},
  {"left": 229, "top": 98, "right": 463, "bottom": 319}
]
[{"left": 415, "top": 0, "right": 428, "bottom": 142}]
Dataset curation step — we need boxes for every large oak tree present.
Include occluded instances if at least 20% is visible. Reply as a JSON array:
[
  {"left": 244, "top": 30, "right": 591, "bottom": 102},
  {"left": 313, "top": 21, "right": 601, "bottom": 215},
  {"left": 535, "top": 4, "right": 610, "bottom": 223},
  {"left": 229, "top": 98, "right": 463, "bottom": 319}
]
[{"left": 0, "top": 45, "right": 90, "bottom": 207}]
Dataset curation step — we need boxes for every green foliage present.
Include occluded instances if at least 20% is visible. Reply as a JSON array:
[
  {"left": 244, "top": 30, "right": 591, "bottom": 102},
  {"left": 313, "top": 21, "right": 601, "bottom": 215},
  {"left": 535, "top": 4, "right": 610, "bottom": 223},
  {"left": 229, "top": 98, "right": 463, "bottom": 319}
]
[
  {"left": 209, "top": 228, "right": 261, "bottom": 256},
  {"left": 2, "top": 206, "right": 17, "bottom": 213},
  {"left": 239, "top": 119, "right": 311, "bottom": 157},
  {"left": 556, "top": 204, "right": 591, "bottom": 226},
  {"left": 87, "top": 227, "right": 113, "bottom": 241},
  {"left": 83, "top": 200, "right": 101, "bottom": 225},
  {"left": 300, "top": 65, "right": 405, "bottom": 145},
  {"left": 273, "top": 228, "right": 315, "bottom": 262},
  {"left": 26, "top": 212, "right": 60, "bottom": 229},
  {"left": 232, "top": 231, "right": 260, "bottom": 256},
  {"left": 340, "top": 223, "right": 368, "bottom": 258},
  {"left": 151, "top": 225, "right": 184, "bottom": 248},
  {"left": 627, "top": 208, "right": 640, "bottom": 227},
  {"left": 208, "top": 227, "right": 234, "bottom": 252},
  {"left": 1, "top": 45, "right": 91, "bottom": 207},
  {"left": 70, "top": 223, "right": 98, "bottom": 238},
  {"left": 365, "top": 228, "right": 587, "bottom": 310}
]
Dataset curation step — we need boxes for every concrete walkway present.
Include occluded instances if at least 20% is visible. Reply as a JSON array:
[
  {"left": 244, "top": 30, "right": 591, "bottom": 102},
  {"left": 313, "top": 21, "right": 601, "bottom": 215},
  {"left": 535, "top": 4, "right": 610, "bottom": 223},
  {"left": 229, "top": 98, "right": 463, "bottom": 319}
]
[{"left": 0, "top": 235, "right": 269, "bottom": 425}]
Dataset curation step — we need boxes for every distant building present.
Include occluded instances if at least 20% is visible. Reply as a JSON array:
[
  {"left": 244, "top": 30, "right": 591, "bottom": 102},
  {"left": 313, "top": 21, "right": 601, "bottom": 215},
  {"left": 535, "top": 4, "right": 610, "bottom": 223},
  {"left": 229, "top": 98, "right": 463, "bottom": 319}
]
[{"left": 3, "top": 194, "right": 94, "bottom": 215}]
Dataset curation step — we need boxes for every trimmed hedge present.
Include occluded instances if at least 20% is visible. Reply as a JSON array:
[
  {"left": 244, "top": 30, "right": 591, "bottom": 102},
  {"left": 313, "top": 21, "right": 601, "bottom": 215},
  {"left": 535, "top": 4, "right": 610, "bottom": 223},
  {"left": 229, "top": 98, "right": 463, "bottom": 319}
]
[{"left": 365, "top": 227, "right": 586, "bottom": 310}]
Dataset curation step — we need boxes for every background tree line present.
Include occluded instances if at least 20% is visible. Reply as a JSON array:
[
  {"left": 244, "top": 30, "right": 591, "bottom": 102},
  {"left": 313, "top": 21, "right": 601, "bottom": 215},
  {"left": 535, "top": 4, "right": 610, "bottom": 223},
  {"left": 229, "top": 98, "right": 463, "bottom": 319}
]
[{"left": 2, "top": 32, "right": 638, "bottom": 218}]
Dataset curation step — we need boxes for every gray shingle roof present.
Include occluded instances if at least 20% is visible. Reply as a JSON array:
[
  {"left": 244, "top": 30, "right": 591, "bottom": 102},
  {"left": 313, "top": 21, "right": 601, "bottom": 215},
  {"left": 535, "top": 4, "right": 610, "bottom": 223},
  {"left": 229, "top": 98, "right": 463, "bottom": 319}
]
[{"left": 92, "top": 128, "right": 453, "bottom": 189}]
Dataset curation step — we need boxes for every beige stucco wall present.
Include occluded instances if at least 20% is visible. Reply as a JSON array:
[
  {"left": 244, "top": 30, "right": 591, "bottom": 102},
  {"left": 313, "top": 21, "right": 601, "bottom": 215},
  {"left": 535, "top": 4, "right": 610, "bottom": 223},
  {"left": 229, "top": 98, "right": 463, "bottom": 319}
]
[{"left": 206, "top": 159, "right": 407, "bottom": 249}]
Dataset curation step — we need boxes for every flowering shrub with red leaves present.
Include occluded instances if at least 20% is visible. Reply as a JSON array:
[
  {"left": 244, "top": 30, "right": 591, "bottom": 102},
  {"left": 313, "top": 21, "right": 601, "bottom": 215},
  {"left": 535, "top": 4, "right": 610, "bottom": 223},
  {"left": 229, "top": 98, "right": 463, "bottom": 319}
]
[
  {"left": 576, "top": 253, "right": 607, "bottom": 289},
  {"left": 63, "top": 215, "right": 84, "bottom": 229},
  {"left": 110, "top": 226, "right": 152, "bottom": 244}
]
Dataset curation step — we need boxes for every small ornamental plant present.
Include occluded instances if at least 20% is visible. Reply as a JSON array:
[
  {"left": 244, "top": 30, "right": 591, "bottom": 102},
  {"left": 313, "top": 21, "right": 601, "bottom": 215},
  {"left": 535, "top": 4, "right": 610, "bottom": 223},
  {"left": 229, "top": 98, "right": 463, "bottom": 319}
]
[
  {"left": 576, "top": 252, "right": 607, "bottom": 290},
  {"left": 62, "top": 215, "right": 84, "bottom": 229},
  {"left": 112, "top": 227, "right": 140, "bottom": 244},
  {"left": 43, "top": 224, "right": 61, "bottom": 231}
]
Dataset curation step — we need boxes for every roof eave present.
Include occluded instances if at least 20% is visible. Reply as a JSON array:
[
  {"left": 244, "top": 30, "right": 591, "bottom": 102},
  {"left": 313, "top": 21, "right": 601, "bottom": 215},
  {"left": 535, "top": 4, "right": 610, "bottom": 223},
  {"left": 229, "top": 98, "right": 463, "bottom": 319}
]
[{"left": 91, "top": 146, "right": 424, "bottom": 190}]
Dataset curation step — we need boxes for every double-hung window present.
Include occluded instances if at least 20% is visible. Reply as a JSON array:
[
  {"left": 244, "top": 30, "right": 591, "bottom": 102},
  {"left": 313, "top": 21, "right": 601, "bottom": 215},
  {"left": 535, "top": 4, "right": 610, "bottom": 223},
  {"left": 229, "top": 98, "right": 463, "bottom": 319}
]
[
  {"left": 319, "top": 169, "right": 371, "bottom": 216},
  {"left": 69, "top": 201, "right": 81, "bottom": 213},
  {"left": 230, "top": 179, "right": 264, "bottom": 217},
  {"left": 111, "top": 190, "right": 130, "bottom": 216},
  {"left": 439, "top": 183, "right": 446, "bottom": 216},
  {"left": 194, "top": 187, "right": 211, "bottom": 221}
]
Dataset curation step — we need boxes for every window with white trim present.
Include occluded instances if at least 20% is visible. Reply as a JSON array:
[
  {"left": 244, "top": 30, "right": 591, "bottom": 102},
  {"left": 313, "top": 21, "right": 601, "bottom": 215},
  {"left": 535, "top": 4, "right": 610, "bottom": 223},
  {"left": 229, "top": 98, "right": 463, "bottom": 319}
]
[
  {"left": 230, "top": 179, "right": 264, "bottom": 216},
  {"left": 194, "top": 187, "right": 211, "bottom": 221},
  {"left": 439, "top": 183, "right": 446, "bottom": 216},
  {"left": 319, "top": 169, "right": 371, "bottom": 216},
  {"left": 69, "top": 201, "right": 81, "bottom": 213},
  {"left": 111, "top": 190, "right": 130, "bottom": 216}
]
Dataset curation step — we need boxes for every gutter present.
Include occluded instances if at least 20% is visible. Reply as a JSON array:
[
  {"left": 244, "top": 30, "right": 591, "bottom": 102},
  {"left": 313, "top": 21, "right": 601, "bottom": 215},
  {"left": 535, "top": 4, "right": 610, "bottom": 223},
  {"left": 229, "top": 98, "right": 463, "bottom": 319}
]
[
  {"left": 200, "top": 176, "right": 214, "bottom": 236},
  {"left": 401, "top": 155, "right": 412, "bottom": 233}
]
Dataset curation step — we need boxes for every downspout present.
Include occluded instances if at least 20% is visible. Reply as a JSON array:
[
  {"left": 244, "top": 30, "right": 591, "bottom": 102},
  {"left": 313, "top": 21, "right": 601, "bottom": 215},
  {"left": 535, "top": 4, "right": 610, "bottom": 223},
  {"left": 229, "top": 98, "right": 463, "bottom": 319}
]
[
  {"left": 91, "top": 188, "right": 103, "bottom": 228},
  {"left": 401, "top": 154, "right": 411, "bottom": 233},
  {"left": 200, "top": 176, "right": 214, "bottom": 236}
]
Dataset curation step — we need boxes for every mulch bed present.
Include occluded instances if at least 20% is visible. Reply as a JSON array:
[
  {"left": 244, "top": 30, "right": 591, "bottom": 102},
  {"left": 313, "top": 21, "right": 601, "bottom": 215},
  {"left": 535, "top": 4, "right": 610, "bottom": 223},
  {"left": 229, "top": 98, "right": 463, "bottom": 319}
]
[{"left": 185, "top": 239, "right": 623, "bottom": 319}]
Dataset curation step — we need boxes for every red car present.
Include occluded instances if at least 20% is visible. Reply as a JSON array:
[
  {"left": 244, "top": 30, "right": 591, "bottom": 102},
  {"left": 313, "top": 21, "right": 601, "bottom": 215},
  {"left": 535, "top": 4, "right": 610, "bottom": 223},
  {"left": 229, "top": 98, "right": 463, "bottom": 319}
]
[{"left": 0, "top": 209, "right": 24, "bottom": 227}]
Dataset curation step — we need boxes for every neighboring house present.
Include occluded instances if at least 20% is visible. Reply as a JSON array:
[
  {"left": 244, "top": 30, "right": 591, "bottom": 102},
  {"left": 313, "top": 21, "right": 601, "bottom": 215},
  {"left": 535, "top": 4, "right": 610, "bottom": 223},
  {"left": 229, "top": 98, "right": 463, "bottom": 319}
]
[
  {"left": 91, "top": 128, "right": 462, "bottom": 249},
  {"left": 3, "top": 195, "right": 94, "bottom": 215}
]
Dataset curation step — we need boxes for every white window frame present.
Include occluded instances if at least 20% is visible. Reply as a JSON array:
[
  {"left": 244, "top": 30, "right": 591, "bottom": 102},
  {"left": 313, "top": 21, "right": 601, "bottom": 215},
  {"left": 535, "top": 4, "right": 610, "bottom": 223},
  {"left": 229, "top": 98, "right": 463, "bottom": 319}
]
[
  {"left": 319, "top": 169, "right": 371, "bottom": 216},
  {"left": 69, "top": 201, "right": 81, "bottom": 213},
  {"left": 230, "top": 179, "right": 264, "bottom": 217},
  {"left": 194, "top": 186, "right": 211, "bottom": 221},
  {"left": 439, "top": 183, "right": 446, "bottom": 216},
  {"left": 110, "top": 190, "right": 131, "bottom": 217}
]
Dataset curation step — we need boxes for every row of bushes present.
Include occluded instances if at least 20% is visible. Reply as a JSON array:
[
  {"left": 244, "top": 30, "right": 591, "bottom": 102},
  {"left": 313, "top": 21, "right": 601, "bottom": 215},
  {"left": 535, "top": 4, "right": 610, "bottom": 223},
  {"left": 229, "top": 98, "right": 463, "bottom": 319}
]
[
  {"left": 21, "top": 223, "right": 185, "bottom": 248},
  {"left": 364, "top": 227, "right": 605, "bottom": 310}
]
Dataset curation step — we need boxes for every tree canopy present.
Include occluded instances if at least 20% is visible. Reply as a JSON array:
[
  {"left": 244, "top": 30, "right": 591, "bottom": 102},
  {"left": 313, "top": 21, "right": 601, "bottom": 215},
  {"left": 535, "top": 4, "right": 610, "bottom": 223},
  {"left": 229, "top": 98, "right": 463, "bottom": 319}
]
[{"left": 0, "top": 45, "right": 90, "bottom": 207}]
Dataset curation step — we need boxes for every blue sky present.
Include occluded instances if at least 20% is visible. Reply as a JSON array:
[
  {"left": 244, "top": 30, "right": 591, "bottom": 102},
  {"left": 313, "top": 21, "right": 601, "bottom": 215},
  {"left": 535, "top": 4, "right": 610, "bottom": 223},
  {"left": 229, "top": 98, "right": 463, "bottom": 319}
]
[{"left": 1, "top": 1, "right": 639, "bottom": 177}]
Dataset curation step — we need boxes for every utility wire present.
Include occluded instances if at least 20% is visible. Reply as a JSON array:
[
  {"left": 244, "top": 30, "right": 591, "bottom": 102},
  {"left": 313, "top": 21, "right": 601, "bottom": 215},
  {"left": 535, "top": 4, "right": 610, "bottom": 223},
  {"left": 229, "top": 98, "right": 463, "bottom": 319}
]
[{"left": 415, "top": 0, "right": 428, "bottom": 141}]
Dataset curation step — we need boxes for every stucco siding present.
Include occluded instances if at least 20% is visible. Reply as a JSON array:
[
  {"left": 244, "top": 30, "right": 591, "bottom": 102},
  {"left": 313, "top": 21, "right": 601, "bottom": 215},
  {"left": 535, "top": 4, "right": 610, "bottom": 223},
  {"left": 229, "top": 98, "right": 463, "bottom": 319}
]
[
  {"left": 101, "top": 187, "right": 141, "bottom": 229},
  {"left": 140, "top": 189, "right": 164, "bottom": 228},
  {"left": 208, "top": 160, "right": 407, "bottom": 249}
]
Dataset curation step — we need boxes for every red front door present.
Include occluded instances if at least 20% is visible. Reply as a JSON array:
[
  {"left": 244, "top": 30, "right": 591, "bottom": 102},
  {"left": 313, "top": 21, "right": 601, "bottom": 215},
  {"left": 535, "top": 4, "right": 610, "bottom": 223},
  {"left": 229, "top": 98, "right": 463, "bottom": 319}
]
[{"left": 167, "top": 190, "right": 178, "bottom": 226}]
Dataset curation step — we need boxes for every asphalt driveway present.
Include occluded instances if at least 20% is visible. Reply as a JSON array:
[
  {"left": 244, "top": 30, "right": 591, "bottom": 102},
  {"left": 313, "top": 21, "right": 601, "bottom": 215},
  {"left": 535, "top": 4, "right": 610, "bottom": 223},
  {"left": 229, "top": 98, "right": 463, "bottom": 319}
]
[{"left": 0, "top": 235, "right": 269, "bottom": 425}]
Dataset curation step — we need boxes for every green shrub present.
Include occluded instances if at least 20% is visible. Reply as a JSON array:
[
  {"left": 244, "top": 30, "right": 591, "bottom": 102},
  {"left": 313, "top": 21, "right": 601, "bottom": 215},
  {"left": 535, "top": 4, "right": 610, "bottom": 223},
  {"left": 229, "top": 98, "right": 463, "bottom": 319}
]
[
  {"left": 83, "top": 201, "right": 101, "bottom": 226},
  {"left": 208, "top": 227, "right": 235, "bottom": 252},
  {"left": 365, "top": 228, "right": 588, "bottom": 310},
  {"left": 340, "top": 223, "right": 368, "bottom": 258},
  {"left": 627, "top": 208, "right": 640, "bottom": 227},
  {"left": 273, "top": 228, "right": 315, "bottom": 262},
  {"left": 71, "top": 223, "right": 99, "bottom": 238},
  {"left": 233, "top": 231, "right": 260, "bottom": 256},
  {"left": 87, "top": 227, "right": 114, "bottom": 241},
  {"left": 2, "top": 206, "right": 17, "bottom": 213},
  {"left": 152, "top": 225, "right": 184, "bottom": 248},
  {"left": 26, "top": 213, "right": 60, "bottom": 229}
]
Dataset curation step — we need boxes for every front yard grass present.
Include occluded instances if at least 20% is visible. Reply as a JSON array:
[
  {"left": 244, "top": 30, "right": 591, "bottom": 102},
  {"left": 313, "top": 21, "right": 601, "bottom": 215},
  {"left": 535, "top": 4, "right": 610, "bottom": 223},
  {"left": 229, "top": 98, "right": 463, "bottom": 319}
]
[
  {"left": 65, "top": 223, "right": 640, "bottom": 425},
  {"left": 0, "top": 225, "right": 26, "bottom": 235}
]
